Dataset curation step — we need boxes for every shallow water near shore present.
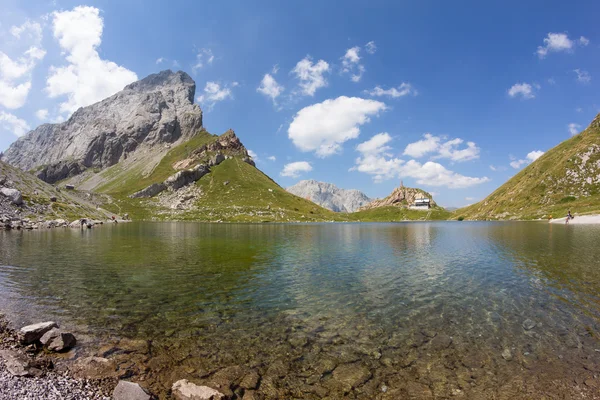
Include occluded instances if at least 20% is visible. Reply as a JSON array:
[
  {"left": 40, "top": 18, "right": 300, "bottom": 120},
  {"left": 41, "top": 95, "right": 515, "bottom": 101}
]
[{"left": 1, "top": 221, "right": 600, "bottom": 398}]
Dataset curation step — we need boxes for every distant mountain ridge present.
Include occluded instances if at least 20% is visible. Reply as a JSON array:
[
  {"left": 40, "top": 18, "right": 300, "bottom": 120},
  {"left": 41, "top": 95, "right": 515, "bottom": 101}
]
[
  {"left": 2, "top": 70, "right": 203, "bottom": 183},
  {"left": 286, "top": 180, "right": 371, "bottom": 212},
  {"left": 458, "top": 112, "right": 600, "bottom": 220}
]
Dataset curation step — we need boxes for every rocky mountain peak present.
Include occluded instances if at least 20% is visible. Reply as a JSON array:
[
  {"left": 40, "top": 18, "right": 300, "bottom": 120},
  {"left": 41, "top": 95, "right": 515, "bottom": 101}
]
[
  {"left": 287, "top": 180, "right": 371, "bottom": 212},
  {"left": 2, "top": 70, "right": 203, "bottom": 183},
  {"left": 124, "top": 70, "right": 196, "bottom": 104}
]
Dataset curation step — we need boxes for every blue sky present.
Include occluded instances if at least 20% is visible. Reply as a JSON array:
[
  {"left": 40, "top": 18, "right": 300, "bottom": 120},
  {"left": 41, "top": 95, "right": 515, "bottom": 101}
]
[{"left": 0, "top": 0, "right": 598, "bottom": 207}]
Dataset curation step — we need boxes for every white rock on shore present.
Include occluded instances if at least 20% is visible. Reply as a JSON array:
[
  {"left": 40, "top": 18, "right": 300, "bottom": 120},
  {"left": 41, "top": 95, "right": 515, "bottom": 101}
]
[{"left": 172, "top": 379, "right": 225, "bottom": 400}]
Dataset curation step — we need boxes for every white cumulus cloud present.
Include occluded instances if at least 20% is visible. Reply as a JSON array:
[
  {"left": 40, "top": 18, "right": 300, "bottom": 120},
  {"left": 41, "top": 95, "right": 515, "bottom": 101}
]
[
  {"left": 366, "top": 83, "right": 416, "bottom": 98},
  {"left": 351, "top": 133, "right": 489, "bottom": 187},
  {"left": 196, "top": 81, "right": 237, "bottom": 110},
  {"left": 257, "top": 73, "right": 284, "bottom": 103},
  {"left": 46, "top": 6, "right": 138, "bottom": 116},
  {"left": 35, "top": 109, "right": 49, "bottom": 120},
  {"left": 341, "top": 46, "right": 365, "bottom": 82},
  {"left": 0, "top": 111, "right": 30, "bottom": 137},
  {"left": 403, "top": 133, "right": 480, "bottom": 162},
  {"left": 573, "top": 69, "right": 591, "bottom": 84},
  {"left": 281, "top": 161, "right": 312, "bottom": 178},
  {"left": 0, "top": 20, "right": 45, "bottom": 109},
  {"left": 536, "top": 32, "right": 588, "bottom": 58},
  {"left": 568, "top": 123, "right": 581, "bottom": 136},
  {"left": 510, "top": 150, "right": 544, "bottom": 169},
  {"left": 288, "top": 96, "right": 386, "bottom": 157},
  {"left": 292, "top": 56, "right": 330, "bottom": 96},
  {"left": 192, "top": 48, "right": 214, "bottom": 73},
  {"left": 267, "top": 156, "right": 276, "bottom": 161},
  {"left": 365, "top": 41, "right": 377, "bottom": 54},
  {"left": 507, "top": 82, "right": 537, "bottom": 99}
]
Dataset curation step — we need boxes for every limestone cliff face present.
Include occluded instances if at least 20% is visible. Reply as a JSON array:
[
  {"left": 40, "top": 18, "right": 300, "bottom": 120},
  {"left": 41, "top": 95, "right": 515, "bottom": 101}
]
[
  {"left": 359, "top": 185, "right": 436, "bottom": 211},
  {"left": 2, "top": 70, "right": 203, "bottom": 183},
  {"left": 286, "top": 180, "right": 371, "bottom": 212}
]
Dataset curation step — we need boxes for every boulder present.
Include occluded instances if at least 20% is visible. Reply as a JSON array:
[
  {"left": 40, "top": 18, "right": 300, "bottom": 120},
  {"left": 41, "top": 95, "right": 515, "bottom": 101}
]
[
  {"left": 172, "top": 379, "right": 225, "bottom": 400},
  {"left": 0, "top": 188, "right": 23, "bottom": 205},
  {"left": 0, "top": 350, "right": 43, "bottom": 377},
  {"left": 209, "top": 153, "right": 225, "bottom": 167},
  {"left": 71, "top": 356, "right": 118, "bottom": 380},
  {"left": 112, "top": 380, "right": 151, "bottom": 400},
  {"left": 19, "top": 321, "right": 59, "bottom": 345},
  {"left": 40, "top": 328, "right": 77, "bottom": 352},
  {"left": 130, "top": 182, "right": 167, "bottom": 198}
]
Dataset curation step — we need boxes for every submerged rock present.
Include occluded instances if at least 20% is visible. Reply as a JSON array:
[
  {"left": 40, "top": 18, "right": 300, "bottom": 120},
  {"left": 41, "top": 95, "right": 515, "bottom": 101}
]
[
  {"left": 172, "top": 379, "right": 225, "bottom": 400},
  {"left": 19, "top": 321, "right": 58, "bottom": 345},
  {"left": 522, "top": 319, "right": 536, "bottom": 330},
  {"left": 331, "top": 362, "right": 372, "bottom": 391},
  {"left": 112, "top": 380, "right": 151, "bottom": 400}
]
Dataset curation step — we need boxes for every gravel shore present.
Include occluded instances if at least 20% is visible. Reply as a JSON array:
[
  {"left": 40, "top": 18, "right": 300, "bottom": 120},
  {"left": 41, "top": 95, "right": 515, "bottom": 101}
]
[{"left": 0, "top": 315, "right": 112, "bottom": 400}]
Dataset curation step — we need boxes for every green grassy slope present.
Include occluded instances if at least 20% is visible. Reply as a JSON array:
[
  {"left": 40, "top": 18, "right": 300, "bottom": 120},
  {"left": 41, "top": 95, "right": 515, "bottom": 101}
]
[
  {"left": 87, "top": 129, "right": 455, "bottom": 223},
  {"left": 96, "top": 130, "right": 218, "bottom": 196},
  {"left": 180, "top": 158, "right": 343, "bottom": 222},
  {"left": 457, "top": 114, "right": 600, "bottom": 220}
]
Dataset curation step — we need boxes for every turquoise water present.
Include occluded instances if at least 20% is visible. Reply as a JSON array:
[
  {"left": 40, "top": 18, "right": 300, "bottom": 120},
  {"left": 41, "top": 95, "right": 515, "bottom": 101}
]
[{"left": 1, "top": 222, "right": 600, "bottom": 398}]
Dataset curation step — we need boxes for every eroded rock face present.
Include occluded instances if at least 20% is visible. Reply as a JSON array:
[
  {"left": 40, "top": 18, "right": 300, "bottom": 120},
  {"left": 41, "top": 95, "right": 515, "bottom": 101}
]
[{"left": 2, "top": 70, "right": 203, "bottom": 183}]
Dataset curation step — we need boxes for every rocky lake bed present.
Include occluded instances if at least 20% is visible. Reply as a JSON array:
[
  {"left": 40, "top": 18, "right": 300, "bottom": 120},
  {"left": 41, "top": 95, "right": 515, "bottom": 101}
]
[{"left": 2, "top": 222, "right": 600, "bottom": 399}]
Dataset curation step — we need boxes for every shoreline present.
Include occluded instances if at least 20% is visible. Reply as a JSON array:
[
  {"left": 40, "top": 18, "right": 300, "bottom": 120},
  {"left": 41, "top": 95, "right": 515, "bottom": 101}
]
[
  {"left": 0, "top": 314, "right": 114, "bottom": 400},
  {"left": 548, "top": 214, "right": 600, "bottom": 224}
]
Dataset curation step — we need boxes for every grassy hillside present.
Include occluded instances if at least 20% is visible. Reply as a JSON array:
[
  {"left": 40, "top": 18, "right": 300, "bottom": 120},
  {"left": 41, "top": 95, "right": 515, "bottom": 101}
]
[
  {"left": 88, "top": 131, "right": 342, "bottom": 222},
  {"left": 64, "top": 129, "right": 455, "bottom": 223},
  {"left": 457, "top": 114, "right": 600, "bottom": 220},
  {"left": 0, "top": 161, "right": 109, "bottom": 221}
]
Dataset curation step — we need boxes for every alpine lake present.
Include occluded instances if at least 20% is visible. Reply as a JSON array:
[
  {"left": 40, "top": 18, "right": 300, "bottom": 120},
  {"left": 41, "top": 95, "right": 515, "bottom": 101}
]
[{"left": 1, "top": 221, "right": 600, "bottom": 399}]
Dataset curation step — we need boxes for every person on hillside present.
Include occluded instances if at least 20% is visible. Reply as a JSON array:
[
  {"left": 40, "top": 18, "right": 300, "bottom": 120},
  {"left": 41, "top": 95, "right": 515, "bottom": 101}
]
[{"left": 566, "top": 210, "right": 573, "bottom": 224}]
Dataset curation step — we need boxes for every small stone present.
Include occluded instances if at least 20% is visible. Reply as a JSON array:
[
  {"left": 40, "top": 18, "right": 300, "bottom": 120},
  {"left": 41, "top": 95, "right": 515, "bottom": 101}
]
[
  {"left": 501, "top": 348, "right": 513, "bottom": 361},
  {"left": 584, "top": 378, "right": 599, "bottom": 388},
  {"left": 332, "top": 363, "right": 372, "bottom": 391},
  {"left": 430, "top": 334, "right": 453, "bottom": 351},
  {"left": 239, "top": 370, "right": 260, "bottom": 390},
  {"left": 522, "top": 319, "right": 536, "bottom": 330},
  {"left": 19, "top": 321, "right": 59, "bottom": 344},
  {"left": 112, "top": 380, "right": 151, "bottom": 400}
]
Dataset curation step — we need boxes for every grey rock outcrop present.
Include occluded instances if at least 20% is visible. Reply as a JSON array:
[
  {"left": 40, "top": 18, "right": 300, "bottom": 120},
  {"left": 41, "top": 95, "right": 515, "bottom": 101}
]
[
  {"left": 287, "top": 180, "right": 371, "bottom": 212},
  {"left": 0, "top": 188, "right": 23, "bottom": 205},
  {"left": 19, "top": 321, "right": 58, "bottom": 345},
  {"left": 2, "top": 70, "right": 203, "bottom": 183}
]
